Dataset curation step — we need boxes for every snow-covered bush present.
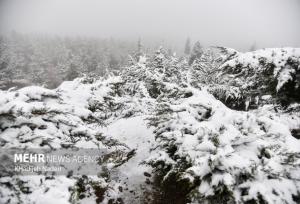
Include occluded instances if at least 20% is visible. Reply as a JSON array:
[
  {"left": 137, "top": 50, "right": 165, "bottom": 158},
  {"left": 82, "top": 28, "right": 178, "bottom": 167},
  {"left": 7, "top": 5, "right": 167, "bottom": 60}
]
[
  {"left": 217, "top": 48, "right": 300, "bottom": 109},
  {"left": 1, "top": 46, "right": 300, "bottom": 204},
  {"left": 207, "top": 84, "right": 246, "bottom": 110},
  {"left": 147, "top": 84, "right": 300, "bottom": 204},
  {"left": 0, "top": 77, "right": 141, "bottom": 203}
]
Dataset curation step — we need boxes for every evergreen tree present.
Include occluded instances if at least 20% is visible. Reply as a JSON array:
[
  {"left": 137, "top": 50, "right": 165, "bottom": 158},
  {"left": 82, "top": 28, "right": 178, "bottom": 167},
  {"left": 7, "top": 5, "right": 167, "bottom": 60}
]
[
  {"left": 152, "top": 46, "right": 166, "bottom": 73},
  {"left": 190, "top": 48, "right": 221, "bottom": 88},
  {"left": 108, "top": 52, "right": 119, "bottom": 70},
  {"left": 0, "top": 39, "right": 12, "bottom": 88},
  {"left": 65, "top": 63, "right": 79, "bottom": 81},
  {"left": 132, "top": 38, "right": 143, "bottom": 62},
  {"left": 0, "top": 33, "right": 137, "bottom": 89},
  {"left": 184, "top": 37, "right": 191, "bottom": 55},
  {"left": 189, "top": 41, "right": 203, "bottom": 65},
  {"left": 249, "top": 42, "right": 257, "bottom": 51}
]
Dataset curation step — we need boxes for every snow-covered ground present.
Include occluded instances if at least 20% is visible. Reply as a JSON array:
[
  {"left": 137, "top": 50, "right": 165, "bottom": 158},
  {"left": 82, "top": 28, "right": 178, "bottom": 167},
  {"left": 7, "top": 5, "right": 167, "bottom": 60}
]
[
  {"left": 103, "top": 117, "right": 156, "bottom": 203},
  {"left": 1, "top": 47, "right": 300, "bottom": 204}
]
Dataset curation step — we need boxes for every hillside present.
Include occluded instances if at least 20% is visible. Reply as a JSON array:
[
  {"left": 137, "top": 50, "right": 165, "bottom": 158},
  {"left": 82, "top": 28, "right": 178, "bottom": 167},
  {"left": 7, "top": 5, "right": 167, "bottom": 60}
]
[{"left": 0, "top": 47, "right": 300, "bottom": 204}]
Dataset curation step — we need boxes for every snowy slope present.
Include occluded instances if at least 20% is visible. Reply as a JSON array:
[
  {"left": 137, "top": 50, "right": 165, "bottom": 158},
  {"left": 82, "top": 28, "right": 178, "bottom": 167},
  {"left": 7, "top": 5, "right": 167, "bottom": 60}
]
[
  {"left": 0, "top": 47, "right": 300, "bottom": 204},
  {"left": 0, "top": 77, "right": 151, "bottom": 203},
  {"left": 103, "top": 117, "right": 156, "bottom": 203},
  {"left": 147, "top": 86, "right": 300, "bottom": 203}
]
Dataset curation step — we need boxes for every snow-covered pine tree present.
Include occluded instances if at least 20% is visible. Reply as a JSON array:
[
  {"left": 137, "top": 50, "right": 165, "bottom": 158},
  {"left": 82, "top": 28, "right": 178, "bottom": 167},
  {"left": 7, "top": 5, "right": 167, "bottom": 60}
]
[
  {"left": 0, "top": 47, "right": 13, "bottom": 88},
  {"left": 64, "top": 53, "right": 83, "bottom": 81},
  {"left": 136, "top": 47, "right": 167, "bottom": 98},
  {"left": 189, "top": 41, "right": 203, "bottom": 65},
  {"left": 163, "top": 55, "right": 188, "bottom": 87},
  {"left": 65, "top": 63, "right": 80, "bottom": 81},
  {"left": 133, "top": 38, "right": 143, "bottom": 61},
  {"left": 189, "top": 48, "right": 221, "bottom": 88},
  {"left": 184, "top": 37, "right": 191, "bottom": 55},
  {"left": 151, "top": 46, "right": 166, "bottom": 74},
  {"left": 0, "top": 37, "right": 24, "bottom": 89}
]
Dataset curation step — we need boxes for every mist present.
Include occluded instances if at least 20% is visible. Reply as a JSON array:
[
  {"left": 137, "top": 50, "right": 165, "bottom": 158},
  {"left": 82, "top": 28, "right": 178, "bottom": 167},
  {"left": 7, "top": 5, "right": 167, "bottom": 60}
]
[{"left": 1, "top": 0, "right": 300, "bottom": 51}]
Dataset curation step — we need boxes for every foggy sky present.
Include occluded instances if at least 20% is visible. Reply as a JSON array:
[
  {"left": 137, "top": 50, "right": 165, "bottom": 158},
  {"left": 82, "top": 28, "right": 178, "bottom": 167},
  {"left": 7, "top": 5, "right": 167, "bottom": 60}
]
[{"left": 0, "top": 0, "right": 300, "bottom": 51}]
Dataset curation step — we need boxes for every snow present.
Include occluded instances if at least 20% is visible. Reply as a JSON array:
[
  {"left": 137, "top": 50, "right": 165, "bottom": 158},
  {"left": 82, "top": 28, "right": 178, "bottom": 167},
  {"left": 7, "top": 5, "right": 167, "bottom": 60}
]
[
  {"left": 0, "top": 176, "right": 76, "bottom": 204},
  {"left": 276, "top": 64, "right": 295, "bottom": 91},
  {"left": 1, "top": 47, "right": 300, "bottom": 203},
  {"left": 222, "top": 48, "right": 300, "bottom": 73},
  {"left": 0, "top": 75, "right": 159, "bottom": 203},
  {"left": 149, "top": 84, "right": 300, "bottom": 203},
  {"left": 221, "top": 48, "right": 300, "bottom": 92},
  {"left": 102, "top": 116, "right": 156, "bottom": 203}
]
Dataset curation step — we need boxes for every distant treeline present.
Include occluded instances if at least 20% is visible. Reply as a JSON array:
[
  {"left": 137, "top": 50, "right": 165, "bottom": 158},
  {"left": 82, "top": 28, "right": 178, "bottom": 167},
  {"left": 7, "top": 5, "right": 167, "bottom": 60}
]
[{"left": 0, "top": 32, "right": 138, "bottom": 89}]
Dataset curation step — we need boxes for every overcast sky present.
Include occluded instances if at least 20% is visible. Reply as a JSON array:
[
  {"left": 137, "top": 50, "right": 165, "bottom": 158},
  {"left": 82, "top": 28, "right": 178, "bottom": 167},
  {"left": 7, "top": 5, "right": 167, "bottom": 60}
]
[{"left": 0, "top": 0, "right": 300, "bottom": 51}]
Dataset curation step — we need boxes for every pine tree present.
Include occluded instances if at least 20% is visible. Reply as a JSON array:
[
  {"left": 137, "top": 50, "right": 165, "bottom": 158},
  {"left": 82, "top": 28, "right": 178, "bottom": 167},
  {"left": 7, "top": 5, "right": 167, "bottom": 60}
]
[
  {"left": 0, "top": 41, "right": 12, "bottom": 88},
  {"left": 108, "top": 52, "right": 119, "bottom": 70},
  {"left": 184, "top": 37, "right": 191, "bottom": 55},
  {"left": 133, "top": 38, "right": 143, "bottom": 61},
  {"left": 163, "top": 55, "right": 188, "bottom": 86},
  {"left": 249, "top": 42, "right": 257, "bottom": 51},
  {"left": 190, "top": 48, "right": 221, "bottom": 88},
  {"left": 65, "top": 63, "right": 79, "bottom": 81},
  {"left": 152, "top": 47, "right": 167, "bottom": 73},
  {"left": 189, "top": 41, "right": 203, "bottom": 65}
]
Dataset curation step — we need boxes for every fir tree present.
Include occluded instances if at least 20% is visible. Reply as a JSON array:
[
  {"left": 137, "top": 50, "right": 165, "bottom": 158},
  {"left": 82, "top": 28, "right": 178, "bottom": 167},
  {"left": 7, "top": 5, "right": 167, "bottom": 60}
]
[
  {"left": 189, "top": 41, "right": 203, "bottom": 65},
  {"left": 184, "top": 37, "right": 191, "bottom": 55},
  {"left": 249, "top": 42, "right": 257, "bottom": 51},
  {"left": 131, "top": 38, "right": 143, "bottom": 62},
  {"left": 65, "top": 63, "right": 79, "bottom": 81}
]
